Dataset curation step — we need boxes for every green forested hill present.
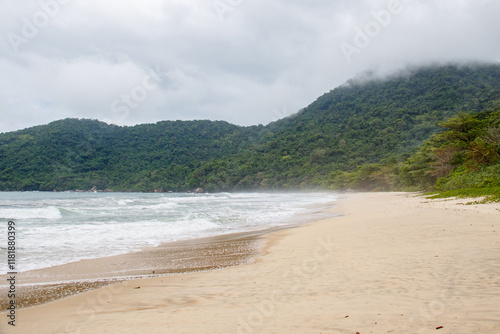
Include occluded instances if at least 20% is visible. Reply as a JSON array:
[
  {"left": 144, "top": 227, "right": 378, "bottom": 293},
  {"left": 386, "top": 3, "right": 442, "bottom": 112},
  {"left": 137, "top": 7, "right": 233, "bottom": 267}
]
[
  {"left": 192, "top": 64, "right": 500, "bottom": 190},
  {"left": 1, "top": 63, "right": 499, "bottom": 192},
  {"left": 0, "top": 119, "right": 267, "bottom": 191}
]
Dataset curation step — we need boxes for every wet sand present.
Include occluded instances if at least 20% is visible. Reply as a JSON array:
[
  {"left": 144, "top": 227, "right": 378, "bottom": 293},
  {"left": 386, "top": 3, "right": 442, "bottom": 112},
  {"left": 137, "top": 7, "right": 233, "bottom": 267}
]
[{"left": 0, "top": 229, "right": 272, "bottom": 310}]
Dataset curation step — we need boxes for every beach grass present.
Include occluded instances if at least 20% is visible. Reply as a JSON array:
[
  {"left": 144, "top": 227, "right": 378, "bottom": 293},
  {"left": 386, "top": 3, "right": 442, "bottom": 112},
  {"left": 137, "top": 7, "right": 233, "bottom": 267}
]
[{"left": 425, "top": 187, "right": 500, "bottom": 204}]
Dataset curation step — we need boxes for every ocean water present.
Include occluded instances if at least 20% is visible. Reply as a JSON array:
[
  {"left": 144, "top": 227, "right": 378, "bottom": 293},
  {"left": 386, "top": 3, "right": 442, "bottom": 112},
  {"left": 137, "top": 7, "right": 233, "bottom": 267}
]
[{"left": 0, "top": 192, "right": 338, "bottom": 273}]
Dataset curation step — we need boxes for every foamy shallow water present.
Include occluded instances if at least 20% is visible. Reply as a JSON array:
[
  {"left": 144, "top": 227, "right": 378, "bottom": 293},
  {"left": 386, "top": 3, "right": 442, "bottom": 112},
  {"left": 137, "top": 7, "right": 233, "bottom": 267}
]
[{"left": 0, "top": 192, "right": 338, "bottom": 272}]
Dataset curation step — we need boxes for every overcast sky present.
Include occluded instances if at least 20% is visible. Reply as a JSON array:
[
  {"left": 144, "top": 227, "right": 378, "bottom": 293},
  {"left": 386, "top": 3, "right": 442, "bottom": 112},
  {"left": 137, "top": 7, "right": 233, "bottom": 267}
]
[{"left": 0, "top": 0, "right": 499, "bottom": 132}]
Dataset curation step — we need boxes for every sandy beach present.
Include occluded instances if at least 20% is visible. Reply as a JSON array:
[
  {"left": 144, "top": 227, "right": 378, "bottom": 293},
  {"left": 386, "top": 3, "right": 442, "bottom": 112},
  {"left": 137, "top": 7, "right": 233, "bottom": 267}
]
[{"left": 2, "top": 192, "right": 500, "bottom": 334}]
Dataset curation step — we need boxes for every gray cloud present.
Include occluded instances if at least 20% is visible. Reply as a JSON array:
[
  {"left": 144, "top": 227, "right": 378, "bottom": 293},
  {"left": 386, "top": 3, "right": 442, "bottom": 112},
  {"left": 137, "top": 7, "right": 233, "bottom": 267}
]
[{"left": 0, "top": 0, "right": 499, "bottom": 132}]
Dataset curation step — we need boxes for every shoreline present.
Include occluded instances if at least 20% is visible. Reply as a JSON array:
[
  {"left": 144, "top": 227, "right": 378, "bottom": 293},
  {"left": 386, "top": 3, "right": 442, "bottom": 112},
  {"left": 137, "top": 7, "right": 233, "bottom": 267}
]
[
  {"left": 2, "top": 192, "right": 500, "bottom": 333},
  {"left": 0, "top": 200, "right": 340, "bottom": 310},
  {"left": 0, "top": 227, "right": 278, "bottom": 310}
]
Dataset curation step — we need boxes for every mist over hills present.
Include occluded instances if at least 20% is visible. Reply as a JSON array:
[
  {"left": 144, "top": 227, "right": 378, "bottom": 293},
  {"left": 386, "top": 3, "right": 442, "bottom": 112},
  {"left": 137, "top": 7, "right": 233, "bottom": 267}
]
[{"left": 1, "top": 63, "right": 499, "bottom": 192}]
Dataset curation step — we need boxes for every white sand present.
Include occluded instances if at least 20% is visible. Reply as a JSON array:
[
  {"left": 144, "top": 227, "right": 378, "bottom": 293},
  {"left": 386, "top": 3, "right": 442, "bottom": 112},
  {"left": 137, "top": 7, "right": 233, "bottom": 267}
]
[{"left": 2, "top": 192, "right": 499, "bottom": 334}]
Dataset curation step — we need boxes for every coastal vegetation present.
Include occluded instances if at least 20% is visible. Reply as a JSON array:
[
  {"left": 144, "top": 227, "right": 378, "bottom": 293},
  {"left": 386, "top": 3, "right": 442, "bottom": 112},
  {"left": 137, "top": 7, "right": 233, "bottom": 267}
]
[
  {"left": 1, "top": 63, "right": 499, "bottom": 195},
  {"left": 336, "top": 106, "right": 500, "bottom": 202}
]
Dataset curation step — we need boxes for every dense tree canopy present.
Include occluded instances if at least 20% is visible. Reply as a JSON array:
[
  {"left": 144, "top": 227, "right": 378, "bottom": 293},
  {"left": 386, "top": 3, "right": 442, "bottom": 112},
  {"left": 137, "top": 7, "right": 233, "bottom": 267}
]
[{"left": 193, "top": 64, "right": 500, "bottom": 191}]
